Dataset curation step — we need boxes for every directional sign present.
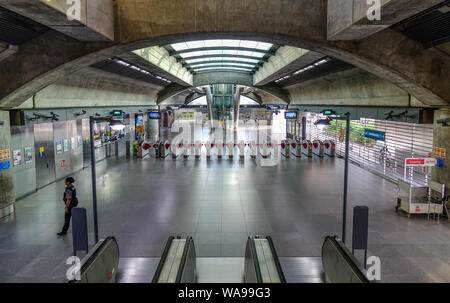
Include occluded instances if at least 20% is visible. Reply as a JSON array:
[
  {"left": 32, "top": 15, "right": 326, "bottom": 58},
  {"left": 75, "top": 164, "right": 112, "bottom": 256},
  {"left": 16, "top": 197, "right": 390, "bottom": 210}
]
[
  {"left": 364, "top": 129, "right": 385, "bottom": 141},
  {"left": 404, "top": 158, "right": 437, "bottom": 167}
]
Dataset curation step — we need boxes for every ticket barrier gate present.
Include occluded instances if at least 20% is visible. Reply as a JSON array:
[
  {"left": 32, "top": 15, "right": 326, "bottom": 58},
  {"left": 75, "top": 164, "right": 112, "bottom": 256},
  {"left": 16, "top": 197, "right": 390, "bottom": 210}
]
[
  {"left": 272, "top": 142, "right": 279, "bottom": 158},
  {"left": 291, "top": 140, "right": 301, "bottom": 158},
  {"left": 312, "top": 139, "right": 324, "bottom": 157},
  {"left": 194, "top": 141, "right": 202, "bottom": 159},
  {"left": 239, "top": 141, "right": 245, "bottom": 158},
  {"left": 244, "top": 236, "right": 286, "bottom": 283},
  {"left": 71, "top": 237, "right": 119, "bottom": 283},
  {"left": 182, "top": 141, "right": 191, "bottom": 158},
  {"left": 259, "top": 142, "right": 270, "bottom": 158},
  {"left": 159, "top": 141, "right": 171, "bottom": 158},
  {"left": 249, "top": 141, "right": 257, "bottom": 158},
  {"left": 171, "top": 141, "right": 182, "bottom": 158},
  {"left": 216, "top": 142, "right": 224, "bottom": 158},
  {"left": 143, "top": 142, "right": 157, "bottom": 158},
  {"left": 205, "top": 141, "right": 212, "bottom": 158},
  {"left": 323, "top": 140, "right": 336, "bottom": 157},
  {"left": 152, "top": 236, "right": 197, "bottom": 283},
  {"left": 301, "top": 140, "right": 313, "bottom": 157},
  {"left": 226, "top": 142, "right": 234, "bottom": 159},
  {"left": 281, "top": 140, "right": 291, "bottom": 158}
]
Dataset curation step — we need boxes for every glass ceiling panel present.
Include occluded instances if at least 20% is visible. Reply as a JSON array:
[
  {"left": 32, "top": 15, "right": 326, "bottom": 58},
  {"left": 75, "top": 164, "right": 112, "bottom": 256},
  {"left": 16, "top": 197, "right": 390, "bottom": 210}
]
[
  {"left": 185, "top": 57, "right": 260, "bottom": 64},
  {"left": 170, "top": 39, "right": 274, "bottom": 75},
  {"left": 192, "top": 62, "right": 256, "bottom": 68},
  {"left": 194, "top": 66, "right": 253, "bottom": 72}
]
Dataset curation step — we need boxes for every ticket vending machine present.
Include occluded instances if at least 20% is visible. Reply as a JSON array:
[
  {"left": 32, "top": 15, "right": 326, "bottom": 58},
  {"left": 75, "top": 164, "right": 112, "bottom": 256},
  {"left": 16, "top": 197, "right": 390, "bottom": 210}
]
[
  {"left": 291, "top": 140, "right": 302, "bottom": 158},
  {"left": 194, "top": 141, "right": 202, "bottom": 159},
  {"left": 216, "top": 142, "right": 224, "bottom": 159},
  {"left": 205, "top": 141, "right": 212, "bottom": 158},
  {"left": 226, "top": 142, "right": 234, "bottom": 159},
  {"left": 323, "top": 140, "right": 336, "bottom": 157},
  {"left": 312, "top": 139, "right": 324, "bottom": 157},
  {"left": 301, "top": 140, "right": 313, "bottom": 157},
  {"left": 238, "top": 141, "right": 245, "bottom": 158},
  {"left": 182, "top": 141, "right": 191, "bottom": 158},
  {"left": 281, "top": 139, "right": 291, "bottom": 158},
  {"left": 249, "top": 141, "right": 257, "bottom": 159}
]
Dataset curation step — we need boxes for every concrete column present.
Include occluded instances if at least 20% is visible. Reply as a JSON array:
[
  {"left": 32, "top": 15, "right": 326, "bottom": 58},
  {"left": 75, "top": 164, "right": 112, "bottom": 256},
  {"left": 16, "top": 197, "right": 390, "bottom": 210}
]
[
  {"left": 0, "top": 111, "right": 15, "bottom": 218},
  {"left": 233, "top": 86, "right": 243, "bottom": 130},
  {"left": 432, "top": 109, "right": 450, "bottom": 189}
]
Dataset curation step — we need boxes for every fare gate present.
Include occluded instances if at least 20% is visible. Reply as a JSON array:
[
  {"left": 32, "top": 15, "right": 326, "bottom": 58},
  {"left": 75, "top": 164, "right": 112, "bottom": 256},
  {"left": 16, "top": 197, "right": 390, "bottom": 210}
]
[
  {"left": 259, "top": 142, "right": 270, "bottom": 158},
  {"left": 183, "top": 141, "right": 191, "bottom": 158},
  {"left": 226, "top": 143, "right": 234, "bottom": 159},
  {"left": 249, "top": 141, "right": 257, "bottom": 158},
  {"left": 159, "top": 141, "right": 171, "bottom": 158},
  {"left": 206, "top": 141, "right": 212, "bottom": 158},
  {"left": 281, "top": 139, "right": 291, "bottom": 158},
  {"left": 216, "top": 142, "right": 224, "bottom": 158},
  {"left": 291, "top": 140, "right": 301, "bottom": 158},
  {"left": 238, "top": 141, "right": 245, "bottom": 158},
  {"left": 194, "top": 141, "right": 202, "bottom": 159},
  {"left": 323, "top": 140, "right": 336, "bottom": 157},
  {"left": 312, "top": 140, "right": 324, "bottom": 157},
  {"left": 301, "top": 140, "right": 313, "bottom": 157}
]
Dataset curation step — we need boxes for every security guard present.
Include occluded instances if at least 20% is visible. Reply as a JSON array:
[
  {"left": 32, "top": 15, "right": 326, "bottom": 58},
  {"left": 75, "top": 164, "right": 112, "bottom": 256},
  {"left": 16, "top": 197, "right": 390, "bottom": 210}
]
[{"left": 57, "top": 177, "right": 78, "bottom": 236}]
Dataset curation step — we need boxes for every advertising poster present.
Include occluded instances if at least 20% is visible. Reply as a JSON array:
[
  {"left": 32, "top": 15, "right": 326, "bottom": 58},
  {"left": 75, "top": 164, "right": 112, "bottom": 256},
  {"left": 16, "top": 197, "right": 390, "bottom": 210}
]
[
  {"left": 63, "top": 139, "right": 69, "bottom": 152},
  {"left": 13, "top": 150, "right": 22, "bottom": 166},
  {"left": 56, "top": 140, "right": 63, "bottom": 154},
  {"left": 24, "top": 147, "right": 33, "bottom": 164},
  {"left": 0, "top": 149, "right": 11, "bottom": 161}
]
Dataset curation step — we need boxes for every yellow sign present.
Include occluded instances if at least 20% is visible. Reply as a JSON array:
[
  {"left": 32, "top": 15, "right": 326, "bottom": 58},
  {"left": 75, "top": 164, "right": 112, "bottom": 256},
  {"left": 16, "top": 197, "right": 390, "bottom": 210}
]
[
  {"left": 39, "top": 147, "right": 44, "bottom": 153},
  {"left": 434, "top": 147, "right": 447, "bottom": 158}
]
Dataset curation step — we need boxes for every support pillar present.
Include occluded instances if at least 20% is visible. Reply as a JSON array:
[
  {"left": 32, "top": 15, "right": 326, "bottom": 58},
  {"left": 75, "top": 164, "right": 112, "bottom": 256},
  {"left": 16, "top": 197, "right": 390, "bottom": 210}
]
[{"left": 0, "top": 111, "right": 15, "bottom": 218}]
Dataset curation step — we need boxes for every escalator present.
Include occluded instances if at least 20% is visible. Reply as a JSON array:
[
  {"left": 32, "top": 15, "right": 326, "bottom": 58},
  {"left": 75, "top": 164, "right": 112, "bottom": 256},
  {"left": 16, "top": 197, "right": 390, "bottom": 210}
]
[
  {"left": 72, "top": 236, "right": 120, "bottom": 283},
  {"left": 244, "top": 236, "right": 286, "bottom": 283},
  {"left": 152, "top": 236, "right": 197, "bottom": 283}
]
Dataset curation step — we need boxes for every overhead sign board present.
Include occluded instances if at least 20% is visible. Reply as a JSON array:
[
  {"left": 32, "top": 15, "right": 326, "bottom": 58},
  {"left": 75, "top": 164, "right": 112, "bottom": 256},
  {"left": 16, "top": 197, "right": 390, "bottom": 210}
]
[
  {"left": 285, "top": 111, "right": 298, "bottom": 119},
  {"left": 364, "top": 129, "right": 385, "bottom": 141}
]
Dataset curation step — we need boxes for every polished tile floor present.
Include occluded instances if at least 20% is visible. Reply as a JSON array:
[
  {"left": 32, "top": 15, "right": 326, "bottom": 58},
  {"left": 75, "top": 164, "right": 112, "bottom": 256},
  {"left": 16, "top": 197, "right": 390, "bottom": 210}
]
[{"left": 0, "top": 152, "right": 449, "bottom": 283}]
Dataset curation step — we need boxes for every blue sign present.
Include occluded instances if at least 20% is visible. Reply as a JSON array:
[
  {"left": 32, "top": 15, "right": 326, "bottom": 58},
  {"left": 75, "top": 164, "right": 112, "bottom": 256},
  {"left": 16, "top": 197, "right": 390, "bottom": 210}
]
[
  {"left": 0, "top": 160, "right": 11, "bottom": 171},
  {"left": 364, "top": 129, "right": 385, "bottom": 141},
  {"left": 285, "top": 111, "right": 298, "bottom": 119},
  {"left": 436, "top": 158, "right": 444, "bottom": 168},
  {"left": 148, "top": 112, "right": 161, "bottom": 119}
]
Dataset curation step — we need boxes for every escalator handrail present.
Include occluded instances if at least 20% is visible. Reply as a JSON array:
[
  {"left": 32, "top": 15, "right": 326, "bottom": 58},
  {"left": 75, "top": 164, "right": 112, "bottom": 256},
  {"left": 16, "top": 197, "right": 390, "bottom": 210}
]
[
  {"left": 175, "top": 236, "right": 192, "bottom": 283},
  {"left": 80, "top": 236, "right": 119, "bottom": 273},
  {"left": 248, "top": 236, "right": 263, "bottom": 283},
  {"left": 152, "top": 236, "right": 175, "bottom": 283},
  {"left": 265, "top": 236, "right": 287, "bottom": 283},
  {"left": 323, "top": 235, "right": 370, "bottom": 283}
]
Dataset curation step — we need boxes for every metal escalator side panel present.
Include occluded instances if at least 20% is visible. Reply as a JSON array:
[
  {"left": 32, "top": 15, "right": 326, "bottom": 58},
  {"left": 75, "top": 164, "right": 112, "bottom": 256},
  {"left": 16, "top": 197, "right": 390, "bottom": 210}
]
[
  {"left": 159, "top": 239, "right": 186, "bottom": 283},
  {"left": 322, "top": 236, "right": 370, "bottom": 283},
  {"left": 152, "top": 236, "right": 175, "bottom": 283},
  {"left": 177, "top": 237, "right": 197, "bottom": 283},
  {"left": 266, "top": 236, "right": 286, "bottom": 283},
  {"left": 75, "top": 236, "right": 120, "bottom": 283},
  {"left": 244, "top": 237, "right": 263, "bottom": 283}
]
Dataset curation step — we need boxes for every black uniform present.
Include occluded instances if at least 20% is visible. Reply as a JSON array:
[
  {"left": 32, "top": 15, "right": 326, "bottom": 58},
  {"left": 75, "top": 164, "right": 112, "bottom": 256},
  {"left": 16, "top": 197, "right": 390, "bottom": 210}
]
[{"left": 60, "top": 185, "right": 78, "bottom": 234}]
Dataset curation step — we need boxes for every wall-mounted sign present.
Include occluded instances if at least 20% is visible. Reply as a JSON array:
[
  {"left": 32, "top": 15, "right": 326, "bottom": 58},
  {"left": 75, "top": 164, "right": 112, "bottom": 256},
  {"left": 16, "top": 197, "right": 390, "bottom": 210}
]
[
  {"left": 364, "top": 129, "right": 385, "bottom": 141},
  {"left": 39, "top": 147, "right": 45, "bottom": 158},
  {"left": 56, "top": 140, "right": 63, "bottom": 154},
  {"left": 405, "top": 158, "right": 437, "bottom": 167},
  {"left": 0, "top": 149, "right": 11, "bottom": 161},
  {"left": 321, "top": 109, "right": 336, "bottom": 116},
  {"left": 61, "top": 160, "right": 66, "bottom": 168},
  {"left": 24, "top": 147, "right": 33, "bottom": 164},
  {"left": 0, "top": 160, "right": 10, "bottom": 171},
  {"left": 13, "top": 150, "right": 22, "bottom": 166},
  {"left": 63, "top": 139, "right": 69, "bottom": 152},
  {"left": 433, "top": 147, "right": 447, "bottom": 158}
]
